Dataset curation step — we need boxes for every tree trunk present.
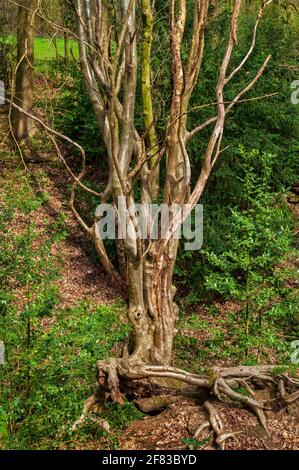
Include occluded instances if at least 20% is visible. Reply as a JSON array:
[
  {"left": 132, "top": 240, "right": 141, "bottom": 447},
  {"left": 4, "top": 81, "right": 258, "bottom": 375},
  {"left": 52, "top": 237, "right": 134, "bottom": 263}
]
[
  {"left": 11, "top": 0, "right": 37, "bottom": 140},
  {"left": 141, "top": 0, "right": 160, "bottom": 199},
  {"left": 64, "top": 32, "right": 69, "bottom": 62},
  {"left": 127, "top": 241, "right": 179, "bottom": 366}
]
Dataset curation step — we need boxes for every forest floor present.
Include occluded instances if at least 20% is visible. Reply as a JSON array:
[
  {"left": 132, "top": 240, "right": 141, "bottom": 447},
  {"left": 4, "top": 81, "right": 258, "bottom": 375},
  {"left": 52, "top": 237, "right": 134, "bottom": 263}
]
[{"left": 0, "top": 104, "right": 298, "bottom": 450}]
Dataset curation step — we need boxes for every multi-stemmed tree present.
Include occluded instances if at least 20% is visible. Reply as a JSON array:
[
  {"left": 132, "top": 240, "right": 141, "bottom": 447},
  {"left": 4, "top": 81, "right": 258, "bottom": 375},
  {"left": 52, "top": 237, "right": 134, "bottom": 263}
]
[{"left": 73, "top": 0, "right": 271, "bottom": 363}]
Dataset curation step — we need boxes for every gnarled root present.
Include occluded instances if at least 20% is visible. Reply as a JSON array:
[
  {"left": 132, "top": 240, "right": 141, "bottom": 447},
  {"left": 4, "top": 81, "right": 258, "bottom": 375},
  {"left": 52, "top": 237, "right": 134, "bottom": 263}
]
[
  {"left": 142, "top": 365, "right": 298, "bottom": 449},
  {"left": 74, "top": 360, "right": 298, "bottom": 449},
  {"left": 189, "top": 401, "right": 241, "bottom": 450},
  {"left": 71, "top": 391, "right": 110, "bottom": 434}
]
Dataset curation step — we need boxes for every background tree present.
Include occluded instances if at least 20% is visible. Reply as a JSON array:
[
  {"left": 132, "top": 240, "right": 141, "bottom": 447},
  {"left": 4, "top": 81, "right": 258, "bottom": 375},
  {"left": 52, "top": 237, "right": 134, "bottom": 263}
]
[
  {"left": 11, "top": 0, "right": 39, "bottom": 140},
  {"left": 61, "top": 0, "right": 75, "bottom": 62}
]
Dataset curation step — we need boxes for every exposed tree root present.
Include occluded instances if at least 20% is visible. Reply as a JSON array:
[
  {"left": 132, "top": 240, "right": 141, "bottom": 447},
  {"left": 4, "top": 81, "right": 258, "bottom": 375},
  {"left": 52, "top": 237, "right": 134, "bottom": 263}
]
[
  {"left": 198, "top": 401, "right": 241, "bottom": 450},
  {"left": 73, "top": 359, "right": 298, "bottom": 449},
  {"left": 71, "top": 392, "right": 110, "bottom": 434}
]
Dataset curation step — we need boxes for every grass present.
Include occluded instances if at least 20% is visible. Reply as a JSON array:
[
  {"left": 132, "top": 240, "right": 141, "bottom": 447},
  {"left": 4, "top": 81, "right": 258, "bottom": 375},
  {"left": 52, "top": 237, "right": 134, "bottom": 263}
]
[
  {"left": 34, "top": 37, "right": 79, "bottom": 61},
  {"left": 0, "top": 35, "right": 79, "bottom": 61}
]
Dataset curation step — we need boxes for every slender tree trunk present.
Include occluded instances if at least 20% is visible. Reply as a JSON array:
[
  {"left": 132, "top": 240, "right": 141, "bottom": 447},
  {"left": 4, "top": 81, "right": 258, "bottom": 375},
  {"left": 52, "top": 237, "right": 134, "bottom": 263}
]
[
  {"left": 12, "top": 0, "right": 38, "bottom": 140},
  {"left": 64, "top": 31, "right": 69, "bottom": 62},
  {"left": 53, "top": 37, "right": 59, "bottom": 60}
]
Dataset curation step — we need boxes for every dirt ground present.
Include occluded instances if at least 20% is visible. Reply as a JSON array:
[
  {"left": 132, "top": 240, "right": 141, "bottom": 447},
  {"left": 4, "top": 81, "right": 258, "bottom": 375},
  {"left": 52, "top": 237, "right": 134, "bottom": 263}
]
[{"left": 118, "top": 396, "right": 299, "bottom": 450}]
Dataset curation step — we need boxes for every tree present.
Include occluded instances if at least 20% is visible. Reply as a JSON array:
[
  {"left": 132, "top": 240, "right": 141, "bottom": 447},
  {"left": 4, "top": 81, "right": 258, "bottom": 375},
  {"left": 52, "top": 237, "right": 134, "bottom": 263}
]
[
  {"left": 72, "top": 0, "right": 272, "bottom": 362},
  {"left": 11, "top": 0, "right": 39, "bottom": 140},
  {"left": 61, "top": 0, "right": 75, "bottom": 62}
]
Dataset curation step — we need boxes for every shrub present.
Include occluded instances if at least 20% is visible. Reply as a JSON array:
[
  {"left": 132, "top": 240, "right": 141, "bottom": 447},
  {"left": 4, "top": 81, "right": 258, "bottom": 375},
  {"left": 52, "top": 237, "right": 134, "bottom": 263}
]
[{"left": 0, "top": 35, "right": 16, "bottom": 88}]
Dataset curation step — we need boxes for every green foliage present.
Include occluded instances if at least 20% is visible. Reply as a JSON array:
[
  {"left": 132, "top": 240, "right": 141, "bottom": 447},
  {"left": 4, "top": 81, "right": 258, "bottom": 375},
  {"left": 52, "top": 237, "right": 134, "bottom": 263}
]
[
  {"left": 176, "top": 146, "right": 296, "bottom": 300},
  {"left": 0, "top": 35, "right": 16, "bottom": 87},
  {"left": 1, "top": 168, "right": 49, "bottom": 214},
  {"left": 203, "top": 148, "right": 297, "bottom": 341},
  {"left": 186, "top": 5, "right": 299, "bottom": 191},
  {"left": 105, "top": 401, "right": 144, "bottom": 431},
  {"left": 0, "top": 301, "right": 130, "bottom": 449},
  {"left": 175, "top": 147, "right": 297, "bottom": 366},
  {"left": 182, "top": 437, "right": 210, "bottom": 449},
  {"left": 0, "top": 407, "right": 8, "bottom": 445},
  {"left": 175, "top": 305, "right": 292, "bottom": 371},
  {"left": 233, "top": 387, "right": 250, "bottom": 397},
  {"left": 40, "top": 60, "right": 106, "bottom": 163}
]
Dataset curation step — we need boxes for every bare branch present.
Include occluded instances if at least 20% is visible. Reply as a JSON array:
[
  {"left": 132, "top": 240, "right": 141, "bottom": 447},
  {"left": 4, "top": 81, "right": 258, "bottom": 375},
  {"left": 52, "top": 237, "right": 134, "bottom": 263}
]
[{"left": 225, "top": 0, "right": 274, "bottom": 85}]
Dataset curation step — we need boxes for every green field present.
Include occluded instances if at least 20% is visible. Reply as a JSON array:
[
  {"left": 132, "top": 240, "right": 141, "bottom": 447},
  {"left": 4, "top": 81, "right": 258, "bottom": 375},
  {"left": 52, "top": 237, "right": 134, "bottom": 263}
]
[{"left": 34, "top": 37, "right": 79, "bottom": 61}]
